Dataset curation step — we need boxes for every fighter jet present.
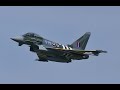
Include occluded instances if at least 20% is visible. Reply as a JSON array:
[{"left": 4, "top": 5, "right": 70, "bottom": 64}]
[{"left": 11, "top": 32, "right": 107, "bottom": 63}]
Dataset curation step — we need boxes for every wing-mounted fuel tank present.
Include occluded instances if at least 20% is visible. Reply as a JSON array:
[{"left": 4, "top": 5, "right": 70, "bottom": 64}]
[
  {"left": 82, "top": 54, "right": 89, "bottom": 59},
  {"left": 72, "top": 54, "right": 89, "bottom": 60}
]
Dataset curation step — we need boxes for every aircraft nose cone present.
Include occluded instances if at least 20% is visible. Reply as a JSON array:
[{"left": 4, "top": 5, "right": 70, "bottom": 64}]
[
  {"left": 10, "top": 38, "right": 16, "bottom": 41},
  {"left": 10, "top": 36, "right": 24, "bottom": 42}
]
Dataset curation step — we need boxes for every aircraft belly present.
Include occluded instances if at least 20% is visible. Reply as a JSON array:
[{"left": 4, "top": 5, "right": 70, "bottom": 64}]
[
  {"left": 36, "top": 50, "right": 71, "bottom": 63},
  {"left": 47, "top": 57, "right": 71, "bottom": 63},
  {"left": 46, "top": 47, "right": 85, "bottom": 60}
]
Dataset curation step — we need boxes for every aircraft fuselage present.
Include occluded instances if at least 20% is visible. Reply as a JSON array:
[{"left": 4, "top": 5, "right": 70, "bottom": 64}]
[{"left": 11, "top": 32, "right": 107, "bottom": 63}]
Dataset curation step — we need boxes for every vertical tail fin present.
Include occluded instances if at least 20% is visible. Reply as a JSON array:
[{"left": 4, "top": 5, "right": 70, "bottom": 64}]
[{"left": 71, "top": 32, "right": 91, "bottom": 50}]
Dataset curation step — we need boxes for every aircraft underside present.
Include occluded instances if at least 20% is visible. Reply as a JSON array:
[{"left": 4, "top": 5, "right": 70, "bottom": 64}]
[
  {"left": 35, "top": 50, "right": 71, "bottom": 63},
  {"left": 35, "top": 49, "right": 89, "bottom": 63},
  {"left": 11, "top": 32, "right": 107, "bottom": 63}
]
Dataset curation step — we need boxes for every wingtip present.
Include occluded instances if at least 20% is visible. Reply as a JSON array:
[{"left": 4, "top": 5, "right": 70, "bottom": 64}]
[
  {"left": 104, "top": 51, "right": 107, "bottom": 53},
  {"left": 96, "top": 50, "right": 107, "bottom": 53},
  {"left": 101, "top": 50, "right": 107, "bottom": 53}
]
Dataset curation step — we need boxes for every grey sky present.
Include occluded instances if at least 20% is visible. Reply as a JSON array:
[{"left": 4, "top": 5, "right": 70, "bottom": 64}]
[{"left": 0, "top": 6, "right": 120, "bottom": 84}]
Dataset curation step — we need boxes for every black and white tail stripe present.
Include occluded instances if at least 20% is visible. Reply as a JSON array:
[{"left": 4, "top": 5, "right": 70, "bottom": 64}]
[
  {"left": 69, "top": 47, "right": 72, "bottom": 50},
  {"left": 61, "top": 45, "right": 73, "bottom": 58},
  {"left": 62, "top": 45, "right": 65, "bottom": 49},
  {"left": 62, "top": 45, "right": 73, "bottom": 50}
]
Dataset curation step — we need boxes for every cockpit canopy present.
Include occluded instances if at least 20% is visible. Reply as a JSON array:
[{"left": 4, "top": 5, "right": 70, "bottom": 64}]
[{"left": 23, "top": 32, "right": 43, "bottom": 39}]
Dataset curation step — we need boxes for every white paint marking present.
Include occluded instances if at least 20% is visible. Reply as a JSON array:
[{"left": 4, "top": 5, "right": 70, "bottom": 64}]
[
  {"left": 65, "top": 45, "right": 69, "bottom": 50},
  {"left": 62, "top": 45, "right": 65, "bottom": 49},
  {"left": 69, "top": 47, "right": 73, "bottom": 50}
]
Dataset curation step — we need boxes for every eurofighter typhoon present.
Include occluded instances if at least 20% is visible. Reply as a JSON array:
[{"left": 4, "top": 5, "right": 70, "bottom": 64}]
[{"left": 11, "top": 32, "right": 107, "bottom": 63}]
